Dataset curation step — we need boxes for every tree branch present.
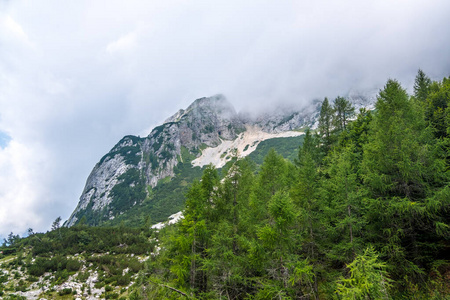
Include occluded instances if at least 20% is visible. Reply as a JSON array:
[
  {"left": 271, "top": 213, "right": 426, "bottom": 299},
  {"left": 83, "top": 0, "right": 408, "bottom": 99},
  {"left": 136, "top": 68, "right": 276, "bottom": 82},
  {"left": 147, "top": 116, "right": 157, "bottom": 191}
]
[{"left": 148, "top": 279, "right": 189, "bottom": 298}]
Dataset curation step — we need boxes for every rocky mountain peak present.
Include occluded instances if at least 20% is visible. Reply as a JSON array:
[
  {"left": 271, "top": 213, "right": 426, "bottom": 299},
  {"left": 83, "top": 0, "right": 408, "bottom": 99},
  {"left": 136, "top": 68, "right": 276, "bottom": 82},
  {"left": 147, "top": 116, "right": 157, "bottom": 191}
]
[
  {"left": 164, "top": 94, "right": 237, "bottom": 124},
  {"left": 66, "top": 92, "right": 375, "bottom": 228}
]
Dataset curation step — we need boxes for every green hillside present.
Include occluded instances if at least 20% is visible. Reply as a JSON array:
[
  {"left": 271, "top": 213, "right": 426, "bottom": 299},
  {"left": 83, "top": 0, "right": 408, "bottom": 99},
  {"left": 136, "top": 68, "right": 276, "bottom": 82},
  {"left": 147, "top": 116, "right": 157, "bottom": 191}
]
[{"left": 102, "top": 135, "right": 305, "bottom": 228}]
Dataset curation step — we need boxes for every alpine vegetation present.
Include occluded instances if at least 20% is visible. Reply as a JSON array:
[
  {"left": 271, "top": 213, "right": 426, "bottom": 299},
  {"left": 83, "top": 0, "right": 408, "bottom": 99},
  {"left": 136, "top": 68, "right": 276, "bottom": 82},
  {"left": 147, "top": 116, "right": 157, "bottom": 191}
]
[{"left": 1, "top": 71, "right": 449, "bottom": 299}]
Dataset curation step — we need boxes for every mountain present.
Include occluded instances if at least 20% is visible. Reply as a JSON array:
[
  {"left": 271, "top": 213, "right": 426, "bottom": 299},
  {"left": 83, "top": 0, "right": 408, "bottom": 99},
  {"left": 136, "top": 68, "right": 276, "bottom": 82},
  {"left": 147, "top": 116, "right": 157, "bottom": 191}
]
[{"left": 66, "top": 93, "right": 375, "bottom": 227}]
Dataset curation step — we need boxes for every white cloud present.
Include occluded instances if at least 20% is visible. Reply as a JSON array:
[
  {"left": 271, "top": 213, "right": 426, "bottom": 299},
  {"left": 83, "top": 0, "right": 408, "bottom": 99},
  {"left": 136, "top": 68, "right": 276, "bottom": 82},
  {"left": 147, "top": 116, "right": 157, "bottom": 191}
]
[
  {"left": 0, "top": 14, "right": 30, "bottom": 45},
  {"left": 0, "top": 140, "right": 49, "bottom": 235},
  {"left": 106, "top": 31, "right": 139, "bottom": 55}
]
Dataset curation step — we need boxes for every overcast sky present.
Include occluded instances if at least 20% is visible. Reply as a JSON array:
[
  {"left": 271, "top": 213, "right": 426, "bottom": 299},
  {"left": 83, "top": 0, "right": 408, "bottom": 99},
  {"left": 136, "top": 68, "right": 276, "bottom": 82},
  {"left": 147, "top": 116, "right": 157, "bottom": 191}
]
[{"left": 1, "top": 0, "right": 449, "bottom": 240}]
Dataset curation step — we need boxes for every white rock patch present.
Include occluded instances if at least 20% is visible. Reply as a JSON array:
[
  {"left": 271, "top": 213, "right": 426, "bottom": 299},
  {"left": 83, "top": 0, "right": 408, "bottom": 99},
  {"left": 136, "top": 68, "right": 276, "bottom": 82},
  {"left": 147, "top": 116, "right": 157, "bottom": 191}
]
[
  {"left": 151, "top": 211, "right": 184, "bottom": 230},
  {"left": 192, "top": 125, "right": 304, "bottom": 168}
]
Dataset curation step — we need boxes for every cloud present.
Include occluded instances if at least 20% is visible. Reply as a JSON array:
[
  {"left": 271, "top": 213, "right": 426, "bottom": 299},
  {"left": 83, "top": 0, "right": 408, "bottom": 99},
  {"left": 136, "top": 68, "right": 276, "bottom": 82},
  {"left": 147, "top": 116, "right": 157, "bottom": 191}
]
[
  {"left": 0, "top": 0, "right": 450, "bottom": 239},
  {"left": 0, "top": 14, "right": 30, "bottom": 44},
  {"left": 106, "top": 31, "right": 139, "bottom": 56},
  {"left": 0, "top": 140, "right": 49, "bottom": 235}
]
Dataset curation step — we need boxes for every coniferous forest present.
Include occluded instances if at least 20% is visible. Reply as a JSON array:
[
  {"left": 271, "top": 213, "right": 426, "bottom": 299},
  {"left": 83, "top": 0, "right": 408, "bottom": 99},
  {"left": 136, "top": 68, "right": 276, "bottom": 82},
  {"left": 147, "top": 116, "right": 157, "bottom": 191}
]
[
  {"left": 153, "top": 72, "right": 450, "bottom": 299},
  {"left": 1, "top": 71, "right": 449, "bottom": 299}
]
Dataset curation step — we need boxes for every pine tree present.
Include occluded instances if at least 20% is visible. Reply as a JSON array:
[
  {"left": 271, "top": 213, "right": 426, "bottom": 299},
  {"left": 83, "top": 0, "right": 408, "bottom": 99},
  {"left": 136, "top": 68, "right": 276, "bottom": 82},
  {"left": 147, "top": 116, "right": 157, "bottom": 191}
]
[
  {"left": 250, "top": 149, "right": 289, "bottom": 223},
  {"left": 168, "top": 164, "right": 219, "bottom": 293},
  {"left": 318, "top": 97, "right": 334, "bottom": 152},
  {"left": 204, "top": 159, "right": 256, "bottom": 298},
  {"left": 51, "top": 216, "right": 61, "bottom": 231},
  {"left": 342, "top": 108, "right": 372, "bottom": 152},
  {"left": 335, "top": 246, "right": 392, "bottom": 299},
  {"left": 291, "top": 129, "right": 322, "bottom": 298},
  {"left": 414, "top": 69, "right": 431, "bottom": 104},
  {"left": 257, "top": 191, "right": 298, "bottom": 295},
  {"left": 292, "top": 131, "right": 320, "bottom": 261},
  {"left": 361, "top": 79, "right": 448, "bottom": 284},
  {"left": 333, "top": 96, "right": 355, "bottom": 132},
  {"left": 426, "top": 77, "right": 450, "bottom": 138},
  {"left": 323, "top": 144, "right": 365, "bottom": 264}
]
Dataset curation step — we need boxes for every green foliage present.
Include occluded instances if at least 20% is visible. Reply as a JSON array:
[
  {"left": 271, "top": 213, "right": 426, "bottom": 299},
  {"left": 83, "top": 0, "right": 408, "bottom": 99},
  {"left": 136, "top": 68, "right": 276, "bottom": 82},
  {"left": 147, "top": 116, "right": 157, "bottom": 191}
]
[
  {"left": 318, "top": 97, "right": 335, "bottom": 152},
  {"left": 110, "top": 168, "right": 147, "bottom": 217},
  {"left": 335, "top": 247, "right": 392, "bottom": 299},
  {"left": 103, "top": 160, "right": 205, "bottom": 228},
  {"left": 247, "top": 135, "right": 305, "bottom": 165},
  {"left": 99, "top": 136, "right": 143, "bottom": 166},
  {"left": 58, "top": 288, "right": 72, "bottom": 296},
  {"left": 414, "top": 69, "right": 432, "bottom": 104},
  {"left": 426, "top": 77, "right": 450, "bottom": 138},
  {"left": 5, "top": 74, "right": 449, "bottom": 299},
  {"left": 149, "top": 75, "right": 450, "bottom": 299},
  {"left": 201, "top": 124, "right": 215, "bottom": 133}
]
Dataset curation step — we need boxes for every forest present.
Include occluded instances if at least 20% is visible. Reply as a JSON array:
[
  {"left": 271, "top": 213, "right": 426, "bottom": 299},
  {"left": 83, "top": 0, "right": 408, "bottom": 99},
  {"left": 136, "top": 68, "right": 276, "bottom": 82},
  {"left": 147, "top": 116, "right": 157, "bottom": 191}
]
[
  {"left": 150, "top": 71, "right": 450, "bottom": 299},
  {"left": 1, "top": 70, "right": 449, "bottom": 299}
]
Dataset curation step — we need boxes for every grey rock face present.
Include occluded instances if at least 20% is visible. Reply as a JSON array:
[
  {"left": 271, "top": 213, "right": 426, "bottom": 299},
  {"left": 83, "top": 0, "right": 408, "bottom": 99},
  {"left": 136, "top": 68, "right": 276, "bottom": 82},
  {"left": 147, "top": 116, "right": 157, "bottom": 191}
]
[{"left": 245, "top": 100, "right": 323, "bottom": 133}]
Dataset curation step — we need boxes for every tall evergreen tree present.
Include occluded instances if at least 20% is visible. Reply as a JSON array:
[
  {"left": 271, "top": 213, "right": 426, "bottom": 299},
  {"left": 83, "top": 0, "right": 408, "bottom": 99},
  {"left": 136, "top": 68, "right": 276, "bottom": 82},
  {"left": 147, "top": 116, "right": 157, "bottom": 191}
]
[
  {"left": 426, "top": 77, "right": 450, "bottom": 138},
  {"left": 341, "top": 108, "right": 372, "bottom": 152},
  {"left": 250, "top": 149, "right": 289, "bottom": 223},
  {"left": 323, "top": 144, "right": 365, "bottom": 265},
  {"left": 168, "top": 164, "right": 219, "bottom": 293},
  {"left": 333, "top": 96, "right": 355, "bottom": 132},
  {"left": 291, "top": 129, "right": 322, "bottom": 297},
  {"left": 318, "top": 97, "right": 334, "bottom": 153},
  {"left": 361, "top": 79, "right": 448, "bottom": 285},
  {"left": 335, "top": 246, "right": 392, "bottom": 299},
  {"left": 257, "top": 191, "right": 299, "bottom": 298},
  {"left": 203, "top": 159, "right": 257, "bottom": 298},
  {"left": 414, "top": 69, "right": 431, "bottom": 104}
]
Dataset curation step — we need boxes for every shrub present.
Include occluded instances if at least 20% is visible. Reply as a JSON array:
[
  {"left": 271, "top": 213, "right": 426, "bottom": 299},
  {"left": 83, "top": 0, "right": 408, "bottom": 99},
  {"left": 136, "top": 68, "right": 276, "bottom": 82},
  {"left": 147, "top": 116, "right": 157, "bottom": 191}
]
[
  {"left": 58, "top": 288, "right": 72, "bottom": 296},
  {"left": 106, "top": 292, "right": 119, "bottom": 299},
  {"left": 77, "top": 271, "right": 90, "bottom": 282},
  {"left": 116, "top": 274, "right": 131, "bottom": 286},
  {"left": 27, "top": 275, "right": 39, "bottom": 283},
  {"left": 14, "top": 280, "right": 27, "bottom": 292},
  {"left": 66, "top": 259, "right": 81, "bottom": 272},
  {"left": 28, "top": 263, "right": 46, "bottom": 277},
  {"left": 128, "top": 258, "right": 142, "bottom": 273},
  {"left": 54, "top": 269, "right": 69, "bottom": 284},
  {"left": 105, "top": 285, "right": 113, "bottom": 292}
]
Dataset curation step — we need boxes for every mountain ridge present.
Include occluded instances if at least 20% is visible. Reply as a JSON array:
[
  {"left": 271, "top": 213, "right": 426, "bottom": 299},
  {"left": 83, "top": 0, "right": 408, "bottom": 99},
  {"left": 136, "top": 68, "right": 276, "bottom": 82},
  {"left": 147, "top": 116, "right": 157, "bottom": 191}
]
[{"left": 65, "top": 92, "right": 375, "bottom": 227}]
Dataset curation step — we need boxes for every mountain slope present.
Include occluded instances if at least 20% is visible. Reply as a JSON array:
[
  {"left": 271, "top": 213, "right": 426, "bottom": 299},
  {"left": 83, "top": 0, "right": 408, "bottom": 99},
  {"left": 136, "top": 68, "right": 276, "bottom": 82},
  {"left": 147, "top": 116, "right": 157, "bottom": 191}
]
[{"left": 66, "top": 92, "right": 375, "bottom": 227}]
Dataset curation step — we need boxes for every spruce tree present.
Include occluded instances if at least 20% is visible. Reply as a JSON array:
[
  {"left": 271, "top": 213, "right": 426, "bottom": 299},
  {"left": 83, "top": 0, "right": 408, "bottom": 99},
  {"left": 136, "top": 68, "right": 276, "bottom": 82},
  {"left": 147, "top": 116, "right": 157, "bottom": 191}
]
[
  {"left": 413, "top": 69, "right": 431, "bottom": 104},
  {"left": 426, "top": 77, "right": 450, "bottom": 138},
  {"left": 333, "top": 96, "right": 355, "bottom": 132},
  {"left": 361, "top": 79, "right": 448, "bottom": 284},
  {"left": 168, "top": 164, "right": 219, "bottom": 293},
  {"left": 323, "top": 144, "right": 365, "bottom": 264},
  {"left": 318, "top": 97, "right": 334, "bottom": 153}
]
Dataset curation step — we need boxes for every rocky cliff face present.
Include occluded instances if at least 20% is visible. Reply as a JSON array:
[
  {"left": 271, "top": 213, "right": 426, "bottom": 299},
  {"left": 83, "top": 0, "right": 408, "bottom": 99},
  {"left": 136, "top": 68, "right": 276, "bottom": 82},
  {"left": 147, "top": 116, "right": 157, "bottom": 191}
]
[
  {"left": 66, "top": 95, "right": 246, "bottom": 226},
  {"left": 66, "top": 92, "right": 375, "bottom": 227}
]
